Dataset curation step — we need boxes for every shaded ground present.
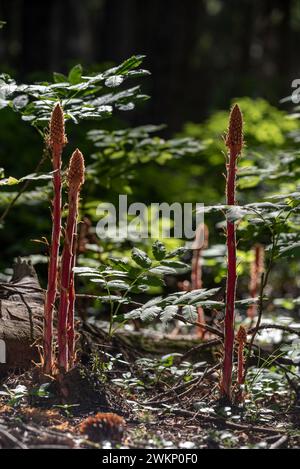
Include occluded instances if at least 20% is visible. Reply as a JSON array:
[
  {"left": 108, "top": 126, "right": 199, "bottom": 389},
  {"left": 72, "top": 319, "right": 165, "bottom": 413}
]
[{"left": 0, "top": 328, "right": 299, "bottom": 449}]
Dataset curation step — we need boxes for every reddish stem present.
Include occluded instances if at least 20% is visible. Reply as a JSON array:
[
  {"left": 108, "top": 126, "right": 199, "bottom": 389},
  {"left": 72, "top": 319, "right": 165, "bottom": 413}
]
[
  {"left": 221, "top": 148, "right": 237, "bottom": 399},
  {"left": 44, "top": 144, "right": 62, "bottom": 374},
  {"left": 58, "top": 149, "right": 84, "bottom": 372},
  {"left": 67, "top": 233, "right": 77, "bottom": 367},
  {"left": 237, "top": 326, "right": 247, "bottom": 387},
  {"left": 220, "top": 104, "right": 243, "bottom": 400},
  {"left": 57, "top": 195, "right": 78, "bottom": 372},
  {"left": 247, "top": 245, "right": 264, "bottom": 319}
]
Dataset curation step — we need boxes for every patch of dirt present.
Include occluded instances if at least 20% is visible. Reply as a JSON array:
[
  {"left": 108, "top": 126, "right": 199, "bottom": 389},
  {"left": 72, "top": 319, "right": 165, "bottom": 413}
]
[{"left": 0, "top": 328, "right": 299, "bottom": 449}]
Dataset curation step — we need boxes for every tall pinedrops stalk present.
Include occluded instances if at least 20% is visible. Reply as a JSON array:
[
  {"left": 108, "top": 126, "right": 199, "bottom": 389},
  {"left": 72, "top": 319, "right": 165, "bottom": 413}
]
[
  {"left": 44, "top": 103, "right": 67, "bottom": 374},
  {"left": 247, "top": 244, "right": 265, "bottom": 319},
  {"left": 221, "top": 104, "right": 244, "bottom": 400},
  {"left": 236, "top": 325, "right": 247, "bottom": 386},
  {"left": 68, "top": 254, "right": 76, "bottom": 368},
  {"left": 58, "top": 149, "right": 85, "bottom": 372}
]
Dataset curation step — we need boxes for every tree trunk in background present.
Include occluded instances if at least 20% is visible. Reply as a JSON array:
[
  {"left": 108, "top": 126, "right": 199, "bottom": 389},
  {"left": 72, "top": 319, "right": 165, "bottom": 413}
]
[
  {"left": 21, "top": 0, "right": 51, "bottom": 75},
  {"left": 0, "top": 0, "right": 298, "bottom": 131},
  {"left": 277, "top": 0, "right": 291, "bottom": 95}
]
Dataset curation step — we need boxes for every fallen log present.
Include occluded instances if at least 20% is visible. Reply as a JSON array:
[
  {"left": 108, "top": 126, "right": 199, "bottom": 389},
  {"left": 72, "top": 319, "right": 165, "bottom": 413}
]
[{"left": 0, "top": 259, "right": 44, "bottom": 373}]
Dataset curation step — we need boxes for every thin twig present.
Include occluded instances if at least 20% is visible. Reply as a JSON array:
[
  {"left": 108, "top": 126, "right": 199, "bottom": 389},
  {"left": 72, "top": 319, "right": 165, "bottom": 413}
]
[
  {"left": 144, "top": 364, "right": 220, "bottom": 405},
  {"left": 248, "top": 323, "right": 300, "bottom": 338},
  {"left": 270, "top": 435, "right": 288, "bottom": 449},
  {"left": 179, "top": 338, "right": 222, "bottom": 362},
  {"left": 0, "top": 151, "right": 48, "bottom": 224},
  {"left": 0, "top": 425, "right": 27, "bottom": 449},
  {"left": 169, "top": 408, "right": 285, "bottom": 435}
]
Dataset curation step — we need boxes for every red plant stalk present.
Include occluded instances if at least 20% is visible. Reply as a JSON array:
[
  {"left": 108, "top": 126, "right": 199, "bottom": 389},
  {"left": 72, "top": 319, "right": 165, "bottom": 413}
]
[
  {"left": 237, "top": 326, "right": 247, "bottom": 386},
  {"left": 43, "top": 103, "right": 67, "bottom": 374},
  {"left": 247, "top": 244, "right": 265, "bottom": 319},
  {"left": 67, "top": 234, "right": 77, "bottom": 367},
  {"left": 191, "top": 224, "right": 209, "bottom": 337},
  {"left": 221, "top": 104, "right": 244, "bottom": 400},
  {"left": 58, "top": 149, "right": 85, "bottom": 372}
]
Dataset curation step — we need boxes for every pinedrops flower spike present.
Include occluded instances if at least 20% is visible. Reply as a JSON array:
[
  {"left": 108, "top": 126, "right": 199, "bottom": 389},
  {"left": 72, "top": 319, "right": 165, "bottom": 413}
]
[
  {"left": 225, "top": 104, "right": 243, "bottom": 154},
  {"left": 58, "top": 149, "right": 85, "bottom": 372},
  {"left": 221, "top": 104, "right": 244, "bottom": 400},
  {"left": 43, "top": 103, "right": 67, "bottom": 374}
]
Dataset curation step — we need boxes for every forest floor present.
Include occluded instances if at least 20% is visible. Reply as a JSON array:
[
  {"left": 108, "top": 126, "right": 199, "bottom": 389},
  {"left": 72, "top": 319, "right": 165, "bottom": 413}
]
[{"left": 0, "top": 327, "right": 300, "bottom": 449}]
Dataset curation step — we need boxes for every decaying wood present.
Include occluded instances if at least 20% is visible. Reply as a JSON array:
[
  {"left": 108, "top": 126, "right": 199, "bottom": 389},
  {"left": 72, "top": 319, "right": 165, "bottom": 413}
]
[{"left": 0, "top": 259, "right": 44, "bottom": 373}]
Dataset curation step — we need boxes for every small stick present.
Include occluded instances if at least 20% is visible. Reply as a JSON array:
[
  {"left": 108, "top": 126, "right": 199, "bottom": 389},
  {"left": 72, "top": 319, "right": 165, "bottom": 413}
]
[
  {"left": 169, "top": 408, "right": 285, "bottom": 435},
  {"left": 0, "top": 425, "right": 28, "bottom": 449},
  {"left": 248, "top": 323, "right": 300, "bottom": 338},
  {"left": 270, "top": 435, "right": 288, "bottom": 449}
]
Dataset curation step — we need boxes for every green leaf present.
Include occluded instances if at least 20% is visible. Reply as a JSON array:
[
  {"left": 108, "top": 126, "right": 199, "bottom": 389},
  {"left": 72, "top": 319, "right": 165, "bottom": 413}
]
[
  {"left": 149, "top": 265, "right": 178, "bottom": 275},
  {"left": 98, "top": 295, "right": 130, "bottom": 304},
  {"left": 68, "top": 64, "right": 83, "bottom": 85},
  {"left": 13, "top": 95, "right": 29, "bottom": 110},
  {"left": 111, "top": 55, "right": 145, "bottom": 75},
  {"left": 53, "top": 72, "right": 68, "bottom": 83},
  {"left": 152, "top": 240, "right": 167, "bottom": 260},
  {"left": 0, "top": 176, "right": 19, "bottom": 186},
  {"left": 173, "top": 288, "right": 220, "bottom": 305},
  {"left": 160, "top": 305, "right": 178, "bottom": 322},
  {"left": 161, "top": 260, "right": 190, "bottom": 271},
  {"left": 278, "top": 242, "right": 300, "bottom": 258},
  {"left": 73, "top": 266, "right": 100, "bottom": 276},
  {"left": 106, "top": 280, "right": 130, "bottom": 291},
  {"left": 131, "top": 247, "right": 152, "bottom": 268},
  {"left": 165, "top": 247, "right": 188, "bottom": 258},
  {"left": 143, "top": 296, "right": 163, "bottom": 308},
  {"left": 105, "top": 76, "right": 124, "bottom": 88},
  {"left": 235, "top": 298, "right": 259, "bottom": 307},
  {"left": 140, "top": 306, "right": 162, "bottom": 322},
  {"left": 182, "top": 305, "right": 198, "bottom": 322},
  {"left": 124, "top": 309, "right": 143, "bottom": 320},
  {"left": 20, "top": 172, "right": 53, "bottom": 182},
  {"left": 138, "top": 275, "right": 165, "bottom": 287}
]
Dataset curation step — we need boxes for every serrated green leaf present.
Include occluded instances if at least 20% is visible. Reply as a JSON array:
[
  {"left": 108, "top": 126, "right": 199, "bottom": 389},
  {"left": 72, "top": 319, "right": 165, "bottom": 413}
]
[
  {"left": 182, "top": 305, "right": 198, "bottom": 322},
  {"left": 131, "top": 247, "right": 152, "bottom": 268},
  {"left": 140, "top": 306, "right": 162, "bottom": 322},
  {"left": 152, "top": 240, "right": 167, "bottom": 260},
  {"left": 160, "top": 305, "right": 178, "bottom": 322}
]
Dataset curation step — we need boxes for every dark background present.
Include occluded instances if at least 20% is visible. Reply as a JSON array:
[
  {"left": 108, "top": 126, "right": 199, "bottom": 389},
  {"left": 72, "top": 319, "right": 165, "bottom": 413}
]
[{"left": 0, "top": 0, "right": 299, "bottom": 132}]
